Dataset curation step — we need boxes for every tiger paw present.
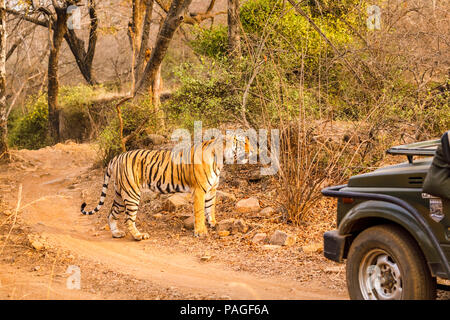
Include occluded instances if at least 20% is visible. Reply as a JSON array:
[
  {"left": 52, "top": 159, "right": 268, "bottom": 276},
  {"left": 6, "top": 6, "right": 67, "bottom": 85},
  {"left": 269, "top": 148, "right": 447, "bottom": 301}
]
[
  {"left": 208, "top": 219, "right": 217, "bottom": 228},
  {"left": 133, "top": 232, "right": 150, "bottom": 241},
  {"left": 194, "top": 227, "right": 208, "bottom": 238},
  {"left": 112, "top": 230, "right": 126, "bottom": 238}
]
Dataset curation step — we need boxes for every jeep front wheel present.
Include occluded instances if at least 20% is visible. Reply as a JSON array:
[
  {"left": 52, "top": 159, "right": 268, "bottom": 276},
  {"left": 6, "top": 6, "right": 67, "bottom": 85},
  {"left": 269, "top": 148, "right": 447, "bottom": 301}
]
[{"left": 346, "top": 224, "right": 436, "bottom": 300}]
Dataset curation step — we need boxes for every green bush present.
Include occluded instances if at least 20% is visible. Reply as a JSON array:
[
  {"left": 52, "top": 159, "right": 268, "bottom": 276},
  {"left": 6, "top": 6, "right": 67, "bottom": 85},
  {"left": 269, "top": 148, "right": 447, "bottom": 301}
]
[
  {"left": 165, "top": 63, "right": 241, "bottom": 129},
  {"left": 8, "top": 95, "right": 50, "bottom": 150},
  {"left": 190, "top": 25, "right": 228, "bottom": 60},
  {"left": 97, "top": 97, "right": 158, "bottom": 166}
]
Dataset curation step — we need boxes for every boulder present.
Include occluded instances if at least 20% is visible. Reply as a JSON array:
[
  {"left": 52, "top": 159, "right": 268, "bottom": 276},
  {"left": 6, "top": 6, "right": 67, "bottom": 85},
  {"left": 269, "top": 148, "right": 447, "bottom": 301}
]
[
  {"left": 251, "top": 233, "right": 268, "bottom": 244},
  {"left": 259, "top": 207, "right": 275, "bottom": 217},
  {"left": 183, "top": 216, "right": 194, "bottom": 230},
  {"left": 235, "top": 197, "right": 260, "bottom": 213},
  {"left": 216, "top": 190, "right": 236, "bottom": 202},
  {"left": 147, "top": 134, "right": 166, "bottom": 145},
  {"left": 163, "top": 193, "right": 190, "bottom": 212},
  {"left": 269, "top": 230, "right": 296, "bottom": 246},
  {"left": 216, "top": 218, "right": 235, "bottom": 232}
]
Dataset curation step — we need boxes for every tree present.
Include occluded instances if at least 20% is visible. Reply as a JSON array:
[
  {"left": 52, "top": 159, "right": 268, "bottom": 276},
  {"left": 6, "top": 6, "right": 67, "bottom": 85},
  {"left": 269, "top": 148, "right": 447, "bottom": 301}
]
[
  {"left": 7, "top": 0, "right": 99, "bottom": 86},
  {"left": 135, "top": 0, "right": 193, "bottom": 101},
  {"left": 227, "top": 0, "right": 240, "bottom": 58},
  {"left": 0, "top": 0, "right": 6, "bottom": 157}
]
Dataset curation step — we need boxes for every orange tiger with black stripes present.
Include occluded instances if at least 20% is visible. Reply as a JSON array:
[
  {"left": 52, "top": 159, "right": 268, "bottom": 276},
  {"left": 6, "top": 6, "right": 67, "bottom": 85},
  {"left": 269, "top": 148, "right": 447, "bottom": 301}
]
[{"left": 81, "top": 134, "right": 254, "bottom": 240}]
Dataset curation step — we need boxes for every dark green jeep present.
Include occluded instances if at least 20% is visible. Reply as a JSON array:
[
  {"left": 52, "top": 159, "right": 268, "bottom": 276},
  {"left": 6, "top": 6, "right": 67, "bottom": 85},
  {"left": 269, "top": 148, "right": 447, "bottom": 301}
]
[{"left": 322, "top": 139, "right": 450, "bottom": 300}]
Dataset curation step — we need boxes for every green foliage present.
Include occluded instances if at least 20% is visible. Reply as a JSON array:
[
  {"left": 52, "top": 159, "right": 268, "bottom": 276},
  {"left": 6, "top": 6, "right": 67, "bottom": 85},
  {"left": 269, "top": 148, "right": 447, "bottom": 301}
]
[
  {"left": 165, "top": 63, "right": 240, "bottom": 130},
  {"left": 8, "top": 95, "right": 50, "bottom": 150},
  {"left": 98, "top": 97, "right": 158, "bottom": 166},
  {"left": 190, "top": 25, "right": 228, "bottom": 60},
  {"left": 8, "top": 85, "right": 103, "bottom": 150}
]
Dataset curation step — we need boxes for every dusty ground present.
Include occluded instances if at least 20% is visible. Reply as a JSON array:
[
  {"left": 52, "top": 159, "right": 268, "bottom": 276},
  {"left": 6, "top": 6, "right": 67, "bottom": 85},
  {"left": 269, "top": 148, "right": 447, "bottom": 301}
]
[{"left": 0, "top": 142, "right": 447, "bottom": 300}]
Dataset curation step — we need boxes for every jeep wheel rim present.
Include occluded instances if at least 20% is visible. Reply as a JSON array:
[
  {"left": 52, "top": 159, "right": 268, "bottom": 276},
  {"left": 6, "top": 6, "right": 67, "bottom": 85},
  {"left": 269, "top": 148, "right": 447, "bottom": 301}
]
[{"left": 359, "top": 249, "right": 403, "bottom": 300}]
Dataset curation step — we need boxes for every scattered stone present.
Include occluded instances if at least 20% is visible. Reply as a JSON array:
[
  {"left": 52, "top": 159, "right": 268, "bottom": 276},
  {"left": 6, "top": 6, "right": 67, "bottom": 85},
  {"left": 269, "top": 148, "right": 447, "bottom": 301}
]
[
  {"left": 33, "top": 266, "right": 40, "bottom": 272},
  {"left": 27, "top": 235, "right": 45, "bottom": 251},
  {"left": 102, "top": 224, "right": 110, "bottom": 231},
  {"left": 259, "top": 207, "right": 275, "bottom": 217},
  {"left": 163, "top": 193, "right": 191, "bottom": 212},
  {"left": 141, "top": 191, "right": 158, "bottom": 203},
  {"left": 231, "top": 219, "right": 248, "bottom": 234},
  {"left": 269, "top": 230, "right": 296, "bottom": 246},
  {"left": 216, "top": 190, "right": 236, "bottom": 202},
  {"left": 183, "top": 216, "right": 194, "bottom": 230},
  {"left": 235, "top": 197, "right": 260, "bottom": 213},
  {"left": 200, "top": 251, "right": 212, "bottom": 261},
  {"left": 216, "top": 219, "right": 235, "bottom": 232},
  {"left": 218, "top": 230, "right": 230, "bottom": 237},
  {"left": 3, "top": 209, "right": 12, "bottom": 216},
  {"left": 252, "top": 233, "right": 268, "bottom": 244},
  {"left": 147, "top": 134, "right": 166, "bottom": 145},
  {"left": 301, "top": 242, "right": 323, "bottom": 254}
]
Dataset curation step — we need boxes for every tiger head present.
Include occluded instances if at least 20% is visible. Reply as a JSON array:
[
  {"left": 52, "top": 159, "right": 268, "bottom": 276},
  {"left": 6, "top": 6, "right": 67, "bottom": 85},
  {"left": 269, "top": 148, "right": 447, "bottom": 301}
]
[{"left": 224, "top": 134, "right": 256, "bottom": 164}]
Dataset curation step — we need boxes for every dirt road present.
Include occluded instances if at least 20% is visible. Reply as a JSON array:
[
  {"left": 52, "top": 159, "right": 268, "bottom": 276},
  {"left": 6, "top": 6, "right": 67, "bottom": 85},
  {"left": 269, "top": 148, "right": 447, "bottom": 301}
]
[{"left": 0, "top": 143, "right": 347, "bottom": 300}]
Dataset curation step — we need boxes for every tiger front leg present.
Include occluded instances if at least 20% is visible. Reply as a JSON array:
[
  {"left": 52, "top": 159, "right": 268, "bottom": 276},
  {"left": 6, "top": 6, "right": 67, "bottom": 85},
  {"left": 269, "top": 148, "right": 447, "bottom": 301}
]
[
  {"left": 205, "top": 187, "right": 217, "bottom": 228},
  {"left": 193, "top": 188, "right": 208, "bottom": 237}
]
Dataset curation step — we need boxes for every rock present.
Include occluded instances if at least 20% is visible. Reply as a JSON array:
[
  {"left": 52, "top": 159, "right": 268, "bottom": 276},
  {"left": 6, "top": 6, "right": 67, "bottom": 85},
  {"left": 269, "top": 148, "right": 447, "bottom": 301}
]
[
  {"left": 216, "top": 219, "right": 235, "bottom": 232},
  {"left": 269, "top": 230, "right": 296, "bottom": 246},
  {"left": 259, "top": 207, "right": 275, "bottom": 217},
  {"left": 27, "top": 235, "right": 45, "bottom": 251},
  {"left": 252, "top": 233, "right": 268, "bottom": 244},
  {"left": 33, "top": 266, "right": 40, "bottom": 271},
  {"left": 216, "top": 190, "right": 236, "bottom": 202},
  {"left": 231, "top": 219, "right": 248, "bottom": 234},
  {"left": 200, "top": 251, "right": 212, "bottom": 261},
  {"left": 218, "top": 230, "right": 230, "bottom": 237},
  {"left": 141, "top": 191, "right": 158, "bottom": 203},
  {"left": 163, "top": 193, "right": 190, "bottom": 212},
  {"left": 301, "top": 242, "right": 323, "bottom": 254},
  {"left": 235, "top": 197, "right": 260, "bottom": 213},
  {"left": 147, "top": 134, "right": 166, "bottom": 145},
  {"left": 183, "top": 216, "right": 194, "bottom": 230},
  {"left": 102, "top": 224, "right": 110, "bottom": 231}
]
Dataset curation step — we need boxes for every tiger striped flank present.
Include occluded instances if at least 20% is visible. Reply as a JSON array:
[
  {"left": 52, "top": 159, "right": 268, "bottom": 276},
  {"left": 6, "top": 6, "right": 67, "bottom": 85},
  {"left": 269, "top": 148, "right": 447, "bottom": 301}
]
[{"left": 80, "top": 135, "right": 253, "bottom": 240}]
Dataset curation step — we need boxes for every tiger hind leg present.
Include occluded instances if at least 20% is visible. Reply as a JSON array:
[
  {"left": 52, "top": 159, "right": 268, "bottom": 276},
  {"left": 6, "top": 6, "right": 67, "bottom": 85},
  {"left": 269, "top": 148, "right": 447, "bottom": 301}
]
[
  {"left": 108, "top": 194, "right": 126, "bottom": 238},
  {"left": 124, "top": 196, "right": 149, "bottom": 241}
]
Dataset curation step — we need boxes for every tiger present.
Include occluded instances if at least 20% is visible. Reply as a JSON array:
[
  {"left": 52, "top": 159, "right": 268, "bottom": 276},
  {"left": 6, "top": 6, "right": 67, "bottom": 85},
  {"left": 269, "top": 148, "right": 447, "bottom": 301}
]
[{"left": 81, "top": 134, "right": 254, "bottom": 240}]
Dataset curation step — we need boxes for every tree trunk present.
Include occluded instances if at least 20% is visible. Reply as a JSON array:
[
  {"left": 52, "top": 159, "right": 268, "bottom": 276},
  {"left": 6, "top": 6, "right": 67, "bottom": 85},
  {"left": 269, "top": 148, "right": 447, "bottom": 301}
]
[
  {"left": 227, "top": 0, "right": 241, "bottom": 58},
  {"left": 135, "top": 0, "right": 193, "bottom": 98},
  {"left": 64, "top": 0, "right": 98, "bottom": 85},
  {"left": 48, "top": 9, "right": 68, "bottom": 143},
  {"left": 0, "top": 0, "right": 7, "bottom": 156},
  {"left": 135, "top": 0, "right": 154, "bottom": 83}
]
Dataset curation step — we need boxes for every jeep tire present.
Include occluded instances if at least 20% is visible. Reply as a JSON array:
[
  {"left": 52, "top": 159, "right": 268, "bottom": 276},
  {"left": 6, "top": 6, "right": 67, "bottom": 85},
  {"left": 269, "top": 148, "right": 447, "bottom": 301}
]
[{"left": 346, "top": 224, "right": 437, "bottom": 300}]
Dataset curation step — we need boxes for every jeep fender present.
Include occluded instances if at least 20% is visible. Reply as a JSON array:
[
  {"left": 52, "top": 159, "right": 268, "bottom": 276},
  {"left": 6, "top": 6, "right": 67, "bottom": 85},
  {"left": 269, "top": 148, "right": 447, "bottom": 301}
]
[{"left": 339, "top": 200, "right": 447, "bottom": 278}]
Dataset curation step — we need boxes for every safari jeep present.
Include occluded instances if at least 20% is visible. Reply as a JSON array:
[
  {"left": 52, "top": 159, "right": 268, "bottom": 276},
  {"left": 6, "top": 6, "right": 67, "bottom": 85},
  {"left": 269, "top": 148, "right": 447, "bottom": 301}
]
[{"left": 322, "top": 140, "right": 450, "bottom": 300}]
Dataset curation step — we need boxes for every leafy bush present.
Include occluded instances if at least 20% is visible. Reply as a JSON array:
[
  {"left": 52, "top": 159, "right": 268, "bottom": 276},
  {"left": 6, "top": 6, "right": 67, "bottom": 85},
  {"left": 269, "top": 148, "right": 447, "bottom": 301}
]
[
  {"left": 8, "top": 95, "right": 50, "bottom": 150},
  {"left": 165, "top": 63, "right": 241, "bottom": 129},
  {"left": 98, "top": 97, "right": 159, "bottom": 166},
  {"left": 190, "top": 25, "right": 228, "bottom": 60}
]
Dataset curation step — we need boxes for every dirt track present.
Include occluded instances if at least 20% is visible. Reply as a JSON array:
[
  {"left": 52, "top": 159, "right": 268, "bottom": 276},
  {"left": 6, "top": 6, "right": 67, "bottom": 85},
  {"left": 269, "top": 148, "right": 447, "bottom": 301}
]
[{"left": 0, "top": 143, "right": 348, "bottom": 300}]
